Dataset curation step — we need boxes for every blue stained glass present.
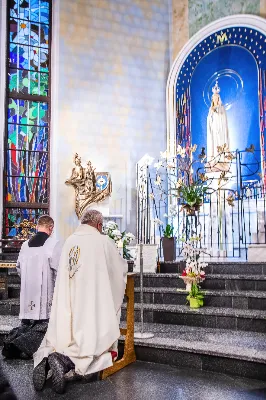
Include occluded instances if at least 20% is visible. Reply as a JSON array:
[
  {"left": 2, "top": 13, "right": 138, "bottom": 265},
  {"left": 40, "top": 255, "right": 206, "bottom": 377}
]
[
  {"left": 30, "top": 127, "right": 48, "bottom": 151},
  {"left": 10, "top": 1, "right": 50, "bottom": 25},
  {"left": 5, "top": 0, "right": 50, "bottom": 232},
  {"left": 8, "top": 124, "right": 48, "bottom": 152},
  {"left": 8, "top": 99, "right": 49, "bottom": 126},
  {"left": 40, "top": 1, "right": 50, "bottom": 25}
]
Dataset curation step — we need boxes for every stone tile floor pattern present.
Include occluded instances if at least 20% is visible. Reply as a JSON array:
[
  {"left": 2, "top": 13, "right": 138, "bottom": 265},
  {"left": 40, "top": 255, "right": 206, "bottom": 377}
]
[{"left": 1, "top": 359, "right": 266, "bottom": 399}]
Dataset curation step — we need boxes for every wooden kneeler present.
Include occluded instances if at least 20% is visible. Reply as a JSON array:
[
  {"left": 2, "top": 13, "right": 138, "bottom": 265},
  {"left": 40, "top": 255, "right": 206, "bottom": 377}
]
[{"left": 101, "top": 273, "right": 136, "bottom": 379}]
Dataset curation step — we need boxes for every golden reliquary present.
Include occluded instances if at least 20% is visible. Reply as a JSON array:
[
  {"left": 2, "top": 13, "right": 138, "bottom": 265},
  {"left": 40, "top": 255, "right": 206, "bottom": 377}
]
[{"left": 65, "top": 153, "right": 112, "bottom": 218}]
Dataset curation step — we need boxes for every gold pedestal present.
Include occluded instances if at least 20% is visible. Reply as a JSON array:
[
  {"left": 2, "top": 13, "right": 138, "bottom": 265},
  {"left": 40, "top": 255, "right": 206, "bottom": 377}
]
[{"left": 101, "top": 273, "right": 136, "bottom": 379}]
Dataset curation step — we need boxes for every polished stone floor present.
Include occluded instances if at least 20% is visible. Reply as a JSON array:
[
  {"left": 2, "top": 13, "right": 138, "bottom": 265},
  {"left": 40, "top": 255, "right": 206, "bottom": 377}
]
[{"left": 1, "top": 359, "right": 266, "bottom": 400}]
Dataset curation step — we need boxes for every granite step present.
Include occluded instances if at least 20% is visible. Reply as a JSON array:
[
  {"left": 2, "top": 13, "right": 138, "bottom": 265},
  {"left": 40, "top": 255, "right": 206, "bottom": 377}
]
[
  {"left": 119, "top": 322, "right": 266, "bottom": 381},
  {"left": 121, "top": 303, "right": 266, "bottom": 333},
  {"left": 135, "top": 273, "right": 266, "bottom": 291},
  {"left": 0, "top": 299, "right": 19, "bottom": 316},
  {"left": 8, "top": 284, "right": 20, "bottom": 299},
  {"left": 159, "top": 261, "right": 266, "bottom": 275},
  {"left": 134, "top": 287, "right": 266, "bottom": 310}
]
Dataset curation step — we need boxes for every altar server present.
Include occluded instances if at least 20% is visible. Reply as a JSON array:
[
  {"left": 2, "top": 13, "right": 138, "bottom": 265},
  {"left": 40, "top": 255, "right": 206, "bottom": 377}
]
[
  {"left": 2, "top": 216, "right": 62, "bottom": 360},
  {"left": 33, "top": 209, "right": 127, "bottom": 394}
]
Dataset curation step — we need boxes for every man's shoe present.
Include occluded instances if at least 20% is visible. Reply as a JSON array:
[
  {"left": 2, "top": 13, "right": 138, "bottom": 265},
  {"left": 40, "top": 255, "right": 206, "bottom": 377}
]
[
  {"left": 33, "top": 357, "right": 49, "bottom": 391},
  {"left": 48, "top": 353, "right": 74, "bottom": 394},
  {"left": 0, "top": 386, "right": 17, "bottom": 400}
]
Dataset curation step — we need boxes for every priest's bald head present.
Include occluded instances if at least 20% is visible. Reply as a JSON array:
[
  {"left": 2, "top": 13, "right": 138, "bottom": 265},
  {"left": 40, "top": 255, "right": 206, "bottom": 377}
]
[
  {"left": 37, "top": 215, "right": 54, "bottom": 236},
  {"left": 80, "top": 209, "right": 103, "bottom": 233}
]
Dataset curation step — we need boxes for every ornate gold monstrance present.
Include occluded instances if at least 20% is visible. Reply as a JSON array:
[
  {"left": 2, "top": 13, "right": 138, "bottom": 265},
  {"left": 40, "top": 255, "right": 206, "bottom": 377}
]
[
  {"left": 65, "top": 153, "right": 112, "bottom": 218},
  {"left": 14, "top": 219, "right": 36, "bottom": 240}
]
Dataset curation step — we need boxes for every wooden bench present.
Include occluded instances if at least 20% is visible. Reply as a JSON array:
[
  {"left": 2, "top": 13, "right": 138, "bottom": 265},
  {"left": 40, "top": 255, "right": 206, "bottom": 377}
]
[{"left": 102, "top": 273, "right": 136, "bottom": 379}]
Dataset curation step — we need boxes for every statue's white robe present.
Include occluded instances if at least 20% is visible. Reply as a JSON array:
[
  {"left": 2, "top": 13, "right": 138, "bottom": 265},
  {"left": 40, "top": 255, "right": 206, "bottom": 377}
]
[
  {"left": 17, "top": 237, "right": 62, "bottom": 320},
  {"left": 34, "top": 224, "right": 127, "bottom": 376},
  {"left": 207, "top": 104, "right": 230, "bottom": 160}
]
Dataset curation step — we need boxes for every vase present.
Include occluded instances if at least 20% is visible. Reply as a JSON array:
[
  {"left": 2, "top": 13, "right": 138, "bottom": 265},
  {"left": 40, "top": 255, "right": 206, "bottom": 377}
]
[
  {"left": 182, "top": 204, "right": 201, "bottom": 216},
  {"left": 189, "top": 298, "right": 200, "bottom": 309},
  {"left": 162, "top": 237, "right": 176, "bottom": 262},
  {"left": 186, "top": 282, "right": 192, "bottom": 291}
]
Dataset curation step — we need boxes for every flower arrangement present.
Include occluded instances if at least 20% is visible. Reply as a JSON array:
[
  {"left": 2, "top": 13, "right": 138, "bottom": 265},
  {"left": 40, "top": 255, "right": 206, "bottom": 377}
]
[
  {"left": 103, "top": 221, "right": 135, "bottom": 260},
  {"left": 180, "top": 236, "right": 207, "bottom": 291}
]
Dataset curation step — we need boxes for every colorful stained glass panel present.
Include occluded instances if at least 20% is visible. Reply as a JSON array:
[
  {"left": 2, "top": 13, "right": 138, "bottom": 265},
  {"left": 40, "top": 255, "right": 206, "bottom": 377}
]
[
  {"left": 8, "top": 124, "right": 48, "bottom": 151},
  {"left": 6, "top": 176, "right": 47, "bottom": 203},
  {"left": 7, "top": 149, "right": 48, "bottom": 178},
  {"left": 5, "top": 208, "right": 47, "bottom": 237},
  {"left": 7, "top": 150, "right": 27, "bottom": 176},
  {"left": 9, "top": 19, "right": 49, "bottom": 49},
  {"left": 29, "top": 126, "right": 48, "bottom": 151},
  {"left": 9, "top": 43, "right": 49, "bottom": 72},
  {"left": 9, "top": 68, "right": 48, "bottom": 96},
  {"left": 8, "top": 99, "right": 49, "bottom": 126},
  {"left": 4, "top": 0, "right": 51, "bottom": 238},
  {"left": 10, "top": 1, "right": 50, "bottom": 25},
  {"left": 28, "top": 151, "right": 48, "bottom": 177},
  {"left": 8, "top": 124, "right": 27, "bottom": 150},
  {"left": 10, "top": 43, "right": 30, "bottom": 70}
]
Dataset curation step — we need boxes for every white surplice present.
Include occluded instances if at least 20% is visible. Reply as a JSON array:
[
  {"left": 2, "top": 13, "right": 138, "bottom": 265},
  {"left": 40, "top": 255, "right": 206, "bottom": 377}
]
[
  {"left": 17, "top": 237, "right": 62, "bottom": 321},
  {"left": 34, "top": 224, "right": 127, "bottom": 376}
]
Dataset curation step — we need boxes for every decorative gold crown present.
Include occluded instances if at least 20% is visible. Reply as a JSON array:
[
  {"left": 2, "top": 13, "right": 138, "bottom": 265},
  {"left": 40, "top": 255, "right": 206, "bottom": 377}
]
[{"left": 212, "top": 80, "right": 220, "bottom": 94}]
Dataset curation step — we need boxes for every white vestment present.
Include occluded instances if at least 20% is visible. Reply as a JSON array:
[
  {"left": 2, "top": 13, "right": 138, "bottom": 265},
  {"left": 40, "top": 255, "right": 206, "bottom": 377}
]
[
  {"left": 207, "top": 104, "right": 230, "bottom": 160},
  {"left": 34, "top": 224, "right": 127, "bottom": 376},
  {"left": 17, "top": 237, "right": 62, "bottom": 321}
]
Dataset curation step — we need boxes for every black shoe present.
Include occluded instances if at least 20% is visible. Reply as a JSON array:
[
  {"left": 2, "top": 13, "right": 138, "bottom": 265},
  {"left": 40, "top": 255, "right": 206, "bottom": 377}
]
[
  {"left": 0, "top": 386, "right": 17, "bottom": 400},
  {"left": 48, "top": 353, "right": 74, "bottom": 394},
  {"left": 33, "top": 357, "right": 49, "bottom": 391}
]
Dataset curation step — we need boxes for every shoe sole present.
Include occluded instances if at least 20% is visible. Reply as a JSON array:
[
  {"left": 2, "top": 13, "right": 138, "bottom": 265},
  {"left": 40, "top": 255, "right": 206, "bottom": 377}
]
[
  {"left": 33, "top": 358, "right": 48, "bottom": 391},
  {"left": 48, "top": 355, "right": 66, "bottom": 394}
]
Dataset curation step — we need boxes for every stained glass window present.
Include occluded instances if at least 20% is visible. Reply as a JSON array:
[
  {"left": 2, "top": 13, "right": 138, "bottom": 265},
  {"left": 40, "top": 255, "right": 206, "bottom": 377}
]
[{"left": 4, "top": 0, "right": 51, "bottom": 237}]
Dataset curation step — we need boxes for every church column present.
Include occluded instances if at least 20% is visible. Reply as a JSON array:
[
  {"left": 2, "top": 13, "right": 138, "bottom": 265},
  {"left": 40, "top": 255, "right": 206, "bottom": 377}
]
[
  {"left": 260, "top": 0, "right": 266, "bottom": 18},
  {"left": 50, "top": 0, "right": 60, "bottom": 238},
  {"left": 171, "top": 0, "right": 189, "bottom": 62}
]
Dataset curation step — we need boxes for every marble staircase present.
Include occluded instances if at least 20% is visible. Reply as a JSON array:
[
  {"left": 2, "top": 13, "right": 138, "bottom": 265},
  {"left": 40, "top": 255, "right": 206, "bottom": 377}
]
[
  {"left": 121, "top": 262, "right": 266, "bottom": 381},
  {"left": 1, "top": 264, "right": 266, "bottom": 381}
]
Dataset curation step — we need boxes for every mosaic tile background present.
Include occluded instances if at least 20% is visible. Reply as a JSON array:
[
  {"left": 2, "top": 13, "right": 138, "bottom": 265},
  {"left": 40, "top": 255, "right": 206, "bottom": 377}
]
[{"left": 188, "top": 0, "right": 260, "bottom": 37}]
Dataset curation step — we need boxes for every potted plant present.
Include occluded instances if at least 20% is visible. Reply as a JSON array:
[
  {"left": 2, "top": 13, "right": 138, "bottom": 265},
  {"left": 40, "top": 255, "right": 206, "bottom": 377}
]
[
  {"left": 177, "top": 179, "right": 207, "bottom": 216},
  {"left": 162, "top": 224, "right": 176, "bottom": 262},
  {"left": 186, "top": 283, "right": 204, "bottom": 308}
]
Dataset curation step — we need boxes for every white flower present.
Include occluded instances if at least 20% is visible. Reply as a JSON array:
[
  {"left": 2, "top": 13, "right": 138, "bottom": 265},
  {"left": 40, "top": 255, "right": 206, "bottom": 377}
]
[
  {"left": 112, "top": 229, "right": 122, "bottom": 238},
  {"left": 167, "top": 161, "right": 175, "bottom": 169},
  {"left": 125, "top": 232, "right": 135, "bottom": 242},
  {"left": 160, "top": 150, "right": 168, "bottom": 159},
  {"left": 154, "top": 161, "right": 163, "bottom": 170},
  {"left": 106, "top": 221, "right": 118, "bottom": 230},
  {"left": 175, "top": 178, "right": 183, "bottom": 189},
  {"left": 168, "top": 204, "right": 177, "bottom": 217},
  {"left": 154, "top": 175, "right": 161, "bottom": 186},
  {"left": 153, "top": 218, "right": 163, "bottom": 226},
  {"left": 176, "top": 145, "right": 186, "bottom": 158}
]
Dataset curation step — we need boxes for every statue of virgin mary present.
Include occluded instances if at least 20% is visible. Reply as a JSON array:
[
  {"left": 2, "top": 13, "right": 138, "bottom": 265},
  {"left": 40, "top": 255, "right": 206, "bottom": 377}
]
[{"left": 207, "top": 80, "right": 230, "bottom": 162}]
